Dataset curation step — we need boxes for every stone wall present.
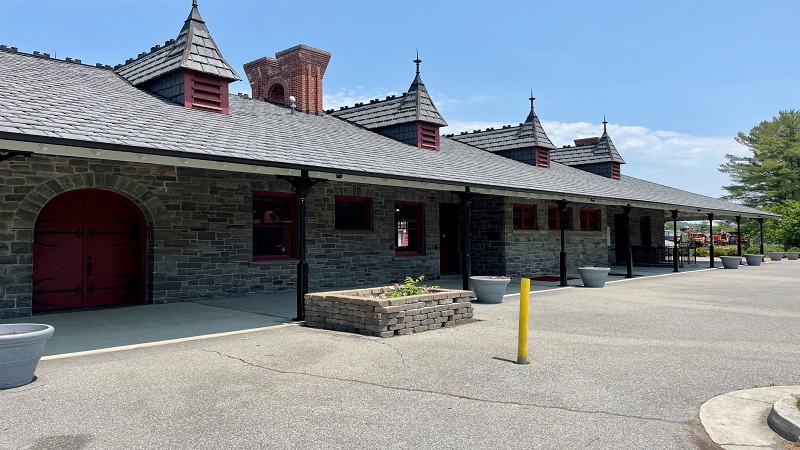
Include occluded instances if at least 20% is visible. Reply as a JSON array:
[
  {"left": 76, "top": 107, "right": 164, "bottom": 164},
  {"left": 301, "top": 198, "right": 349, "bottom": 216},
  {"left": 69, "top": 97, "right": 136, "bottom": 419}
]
[
  {"left": 304, "top": 288, "right": 474, "bottom": 337},
  {"left": 469, "top": 195, "right": 506, "bottom": 276},
  {"left": 0, "top": 153, "right": 456, "bottom": 318}
]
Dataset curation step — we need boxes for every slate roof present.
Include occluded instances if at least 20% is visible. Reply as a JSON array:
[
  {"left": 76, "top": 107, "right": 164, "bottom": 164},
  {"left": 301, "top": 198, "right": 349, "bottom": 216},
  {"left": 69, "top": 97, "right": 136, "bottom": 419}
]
[
  {"left": 0, "top": 49, "right": 776, "bottom": 219},
  {"left": 449, "top": 103, "right": 556, "bottom": 151},
  {"left": 329, "top": 66, "right": 447, "bottom": 128},
  {"left": 551, "top": 129, "right": 626, "bottom": 166},
  {"left": 115, "top": 2, "right": 240, "bottom": 85}
]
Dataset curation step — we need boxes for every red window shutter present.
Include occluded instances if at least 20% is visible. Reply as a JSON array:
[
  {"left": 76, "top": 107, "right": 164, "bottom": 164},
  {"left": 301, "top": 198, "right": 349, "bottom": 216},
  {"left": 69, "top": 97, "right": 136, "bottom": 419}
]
[
  {"left": 418, "top": 123, "right": 440, "bottom": 150},
  {"left": 184, "top": 71, "right": 230, "bottom": 114},
  {"left": 611, "top": 162, "right": 621, "bottom": 179},
  {"left": 536, "top": 148, "right": 550, "bottom": 168}
]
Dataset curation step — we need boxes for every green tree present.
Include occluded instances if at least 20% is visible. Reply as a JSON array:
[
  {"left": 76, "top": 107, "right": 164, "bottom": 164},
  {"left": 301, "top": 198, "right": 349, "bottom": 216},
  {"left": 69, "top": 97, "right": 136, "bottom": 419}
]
[
  {"left": 719, "top": 110, "right": 800, "bottom": 207},
  {"left": 764, "top": 201, "right": 800, "bottom": 248}
]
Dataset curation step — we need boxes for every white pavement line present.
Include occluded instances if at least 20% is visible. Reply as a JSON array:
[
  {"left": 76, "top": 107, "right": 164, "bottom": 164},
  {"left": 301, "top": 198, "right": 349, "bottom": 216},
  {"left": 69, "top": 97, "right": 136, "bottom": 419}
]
[
  {"left": 41, "top": 323, "right": 297, "bottom": 361},
  {"left": 606, "top": 268, "right": 717, "bottom": 284}
]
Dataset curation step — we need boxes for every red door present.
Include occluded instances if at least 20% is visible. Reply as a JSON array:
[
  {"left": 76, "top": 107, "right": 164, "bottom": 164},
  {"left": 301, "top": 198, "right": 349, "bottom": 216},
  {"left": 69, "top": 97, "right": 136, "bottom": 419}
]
[{"left": 33, "top": 190, "right": 145, "bottom": 312}]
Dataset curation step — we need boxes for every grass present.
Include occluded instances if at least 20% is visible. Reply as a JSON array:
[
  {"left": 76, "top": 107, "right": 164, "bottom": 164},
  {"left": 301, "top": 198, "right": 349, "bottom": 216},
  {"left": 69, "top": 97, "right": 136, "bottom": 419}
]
[{"left": 795, "top": 395, "right": 799, "bottom": 412}]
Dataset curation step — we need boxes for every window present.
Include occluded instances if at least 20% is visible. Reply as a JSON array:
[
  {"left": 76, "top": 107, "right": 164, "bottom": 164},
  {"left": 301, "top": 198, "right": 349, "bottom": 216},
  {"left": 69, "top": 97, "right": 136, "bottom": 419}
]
[
  {"left": 611, "top": 162, "right": 621, "bottom": 179},
  {"left": 535, "top": 147, "right": 550, "bottom": 168},
  {"left": 395, "top": 202, "right": 424, "bottom": 255},
  {"left": 512, "top": 204, "right": 536, "bottom": 230},
  {"left": 580, "top": 208, "right": 602, "bottom": 231},
  {"left": 548, "top": 206, "right": 573, "bottom": 230},
  {"left": 252, "top": 192, "right": 296, "bottom": 259},
  {"left": 335, "top": 196, "right": 372, "bottom": 230}
]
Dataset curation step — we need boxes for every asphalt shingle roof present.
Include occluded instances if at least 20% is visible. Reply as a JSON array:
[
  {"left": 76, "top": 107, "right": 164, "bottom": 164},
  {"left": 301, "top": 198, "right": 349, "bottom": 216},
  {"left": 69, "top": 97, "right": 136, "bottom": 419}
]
[
  {"left": 0, "top": 49, "right": 775, "bottom": 219},
  {"left": 114, "top": 3, "right": 240, "bottom": 85},
  {"left": 450, "top": 106, "right": 556, "bottom": 151},
  {"left": 551, "top": 130, "right": 626, "bottom": 166},
  {"left": 330, "top": 71, "right": 447, "bottom": 128}
]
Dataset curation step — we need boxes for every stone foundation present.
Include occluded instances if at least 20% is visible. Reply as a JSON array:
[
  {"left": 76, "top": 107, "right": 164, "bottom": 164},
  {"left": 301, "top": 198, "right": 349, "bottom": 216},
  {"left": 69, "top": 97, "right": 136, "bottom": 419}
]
[{"left": 304, "top": 288, "right": 474, "bottom": 337}]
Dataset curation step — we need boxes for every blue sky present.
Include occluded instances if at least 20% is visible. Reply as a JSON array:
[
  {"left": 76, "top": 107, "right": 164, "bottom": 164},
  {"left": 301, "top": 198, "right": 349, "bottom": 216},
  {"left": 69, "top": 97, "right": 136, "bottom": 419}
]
[{"left": 2, "top": 0, "right": 798, "bottom": 200}]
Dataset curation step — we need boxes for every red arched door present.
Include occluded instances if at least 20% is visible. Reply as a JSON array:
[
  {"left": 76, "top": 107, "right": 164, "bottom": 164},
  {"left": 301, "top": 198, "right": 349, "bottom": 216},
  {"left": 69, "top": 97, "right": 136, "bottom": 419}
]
[{"left": 33, "top": 189, "right": 145, "bottom": 312}]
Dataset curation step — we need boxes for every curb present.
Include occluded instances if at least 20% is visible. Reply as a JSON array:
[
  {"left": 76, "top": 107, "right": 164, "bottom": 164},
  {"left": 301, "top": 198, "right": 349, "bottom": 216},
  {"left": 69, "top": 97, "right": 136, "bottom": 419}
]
[{"left": 768, "top": 395, "right": 800, "bottom": 442}]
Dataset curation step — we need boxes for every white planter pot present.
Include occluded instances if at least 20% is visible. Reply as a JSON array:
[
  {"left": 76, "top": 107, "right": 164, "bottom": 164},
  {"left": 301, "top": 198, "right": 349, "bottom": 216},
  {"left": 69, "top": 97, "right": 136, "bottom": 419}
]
[
  {"left": 785, "top": 252, "right": 799, "bottom": 260},
  {"left": 719, "top": 255, "right": 741, "bottom": 269},
  {"left": 578, "top": 267, "right": 611, "bottom": 288},
  {"left": 744, "top": 254, "right": 763, "bottom": 266},
  {"left": 0, "top": 324, "right": 54, "bottom": 389},
  {"left": 470, "top": 276, "right": 511, "bottom": 304},
  {"left": 768, "top": 252, "right": 784, "bottom": 261}
]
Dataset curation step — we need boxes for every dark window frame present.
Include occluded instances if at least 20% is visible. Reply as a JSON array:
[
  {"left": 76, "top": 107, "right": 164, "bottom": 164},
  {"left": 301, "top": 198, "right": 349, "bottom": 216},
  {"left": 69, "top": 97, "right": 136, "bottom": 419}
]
[
  {"left": 252, "top": 191, "right": 297, "bottom": 261},
  {"left": 579, "top": 208, "right": 602, "bottom": 231},
  {"left": 512, "top": 204, "right": 537, "bottom": 230},
  {"left": 548, "top": 205, "right": 573, "bottom": 230},
  {"left": 395, "top": 201, "right": 425, "bottom": 256},
  {"left": 335, "top": 196, "right": 373, "bottom": 231}
]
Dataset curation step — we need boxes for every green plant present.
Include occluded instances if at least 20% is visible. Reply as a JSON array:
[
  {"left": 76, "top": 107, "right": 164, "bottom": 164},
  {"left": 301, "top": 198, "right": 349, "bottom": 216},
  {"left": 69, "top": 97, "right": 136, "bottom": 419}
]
[
  {"left": 787, "top": 247, "right": 800, "bottom": 253},
  {"left": 795, "top": 395, "right": 800, "bottom": 412},
  {"left": 745, "top": 247, "right": 761, "bottom": 255},
  {"left": 696, "top": 247, "right": 709, "bottom": 257},
  {"left": 378, "top": 276, "right": 439, "bottom": 299},
  {"left": 766, "top": 246, "right": 783, "bottom": 254}
]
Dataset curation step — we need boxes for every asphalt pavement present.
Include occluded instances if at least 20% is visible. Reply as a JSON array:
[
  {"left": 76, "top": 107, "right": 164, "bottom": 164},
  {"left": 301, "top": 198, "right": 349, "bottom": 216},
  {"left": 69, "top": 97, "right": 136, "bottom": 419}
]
[{"left": 1, "top": 261, "right": 798, "bottom": 449}]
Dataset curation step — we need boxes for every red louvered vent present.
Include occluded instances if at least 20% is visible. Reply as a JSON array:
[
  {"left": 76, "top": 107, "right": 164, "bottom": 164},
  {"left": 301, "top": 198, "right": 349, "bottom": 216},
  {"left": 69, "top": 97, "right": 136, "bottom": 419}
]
[
  {"left": 418, "top": 122, "right": 440, "bottom": 150},
  {"left": 535, "top": 147, "right": 550, "bottom": 168},
  {"left": 611, "top": 162, "right": 621, "bottom": 179},
  {"left": 184, "top": 70, "right": 230, "bottom": 114}
]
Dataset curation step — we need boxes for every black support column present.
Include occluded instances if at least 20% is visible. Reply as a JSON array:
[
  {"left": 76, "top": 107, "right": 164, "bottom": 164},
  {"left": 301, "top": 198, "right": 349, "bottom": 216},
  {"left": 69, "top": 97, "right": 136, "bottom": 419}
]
[
  {"left": 456, "top": 188, "right": 474, "bottom": 291},
  {"left": 736, "top": 215, "right": 742, "bottom": 257},
  {"left": 282, "top": 170, "right": 323, "bottom": 321},
  {"left": 671, "top": 210, "right": 679, "bottom": 273},
  {"left": 708, "top": 213, "right": 715, "bottom": 268},
  {"left": 557, "top": 200, "right": 569, "bottom": 287},
  {"left": 623, "top": 205, "right": 633, "bottom": 278},
  {"left": 758, "top": 217, "right": 765, "bottom": 257}
]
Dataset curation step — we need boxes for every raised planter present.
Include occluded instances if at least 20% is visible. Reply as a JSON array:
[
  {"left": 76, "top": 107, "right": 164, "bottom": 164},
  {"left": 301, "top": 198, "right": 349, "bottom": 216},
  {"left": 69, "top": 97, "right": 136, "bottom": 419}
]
[
  {"left": 786, "top": 252, "right": 800, "bottom": 261},
  {"left": 768, "top": 251, "right": 784, "bottom": 261},
  {"left": 470, "top": 276, "right": 511, "bottom": 304},
  {"left": 578, "top": 267, "right": 611, "bottom": 288},
  {"left": 0, "top": 323, "right": 54, "bottom": 389},
  {"left": 744, "top": 254, "right": 763, "bottom": 266},
  {"left": 719, "top": 255, "right": 741, "bottom": 269},
  {"left": 305, "top": 288, "right": 473, "bottom": 337}
]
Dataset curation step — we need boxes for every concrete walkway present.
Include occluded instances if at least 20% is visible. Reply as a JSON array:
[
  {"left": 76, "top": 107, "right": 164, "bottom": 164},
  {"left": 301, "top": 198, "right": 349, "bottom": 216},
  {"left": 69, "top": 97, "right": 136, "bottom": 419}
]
[{"left": 1, "top": 263, "right": 708, "bottom": 357}]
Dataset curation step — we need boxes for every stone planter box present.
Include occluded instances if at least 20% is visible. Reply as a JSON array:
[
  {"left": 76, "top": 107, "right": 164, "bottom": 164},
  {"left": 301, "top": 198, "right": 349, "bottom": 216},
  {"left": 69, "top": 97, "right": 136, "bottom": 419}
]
[
  {"left": 305, "top": 288, "right": 474, "bottom": 338},
  {"left": 719, "top": 255, "right": 741, "bottom": 269},
  {"left": 470, "top": 276, "right": 511, "bottom": 304},
  {"left": 744, "top": 254, "right": 763, "bottom": 266},
  {"left": 578, "top": 267, "right": 611, "bottom": 288},
  {"left": 768, "top": 251, "right": 784, "bottom": 261},
  {"left": 0, "top": 323, "right": 54, "bottom": 389},
  {"left": 786, "top": 252, "right": 799, "bottom": 260}
]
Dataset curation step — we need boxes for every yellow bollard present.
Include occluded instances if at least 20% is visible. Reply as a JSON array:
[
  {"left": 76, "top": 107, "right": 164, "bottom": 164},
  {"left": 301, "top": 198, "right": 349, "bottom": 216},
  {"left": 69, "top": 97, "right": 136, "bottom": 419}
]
[{"left": 517, "top": 278, "right": 530, "bottom": 365}]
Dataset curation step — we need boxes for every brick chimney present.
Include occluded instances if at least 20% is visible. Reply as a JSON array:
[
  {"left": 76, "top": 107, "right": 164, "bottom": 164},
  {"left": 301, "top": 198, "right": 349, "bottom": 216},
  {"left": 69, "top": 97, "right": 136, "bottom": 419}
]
[{"left": 244, "top": 45, "right": 331, "bottom": 114}]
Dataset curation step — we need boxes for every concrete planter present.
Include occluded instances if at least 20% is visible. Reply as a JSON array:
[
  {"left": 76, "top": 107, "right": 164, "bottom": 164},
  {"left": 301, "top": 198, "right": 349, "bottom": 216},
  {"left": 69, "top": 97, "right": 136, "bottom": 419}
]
[
  {"left": 0, "top": 324, "right": 54, "bottom": 389},
  {"left": 768, "top": 251, "right": 784, "bottom": 261},
  {"left": 470, "top": 276, "right": 511, "bottom": 304},
  {"left": 785, "top": 252, "right": 799, "bottom": 260},
  {"left": 578, "top": 267, "right": 611, "bottom": 288},
  {"left": 719, "top": 256, "right": 741, "bottom": 269},
  {"left": 744, "top": 254, "right": 763, "bottom": 266}
]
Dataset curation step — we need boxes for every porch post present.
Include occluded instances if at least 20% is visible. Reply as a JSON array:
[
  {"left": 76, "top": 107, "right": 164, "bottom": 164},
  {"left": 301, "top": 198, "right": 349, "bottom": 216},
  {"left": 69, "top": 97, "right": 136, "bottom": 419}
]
[
  {"left": 758, "top": 217, "right": 764, "bottom": 257},
  {"left": 736, "top": 215, "right": 742, "bottom": 257},
  {"left": 456, "top": 188, "right": 474, "bottom": 291},
  {"left": 708, "top": 213, "right": 715, "bottom": 268},
  {"left": 623, "top": 205, "right": 633, "bottom": 278},
  {"left": 282, "top": 170, "right": 323, "bottom": 321},
  {"left": 557, "top": 200, "right": 569, "bottom": 287},
  {"left": 671, "top": 210, "right": 679, "bottom": 273}
]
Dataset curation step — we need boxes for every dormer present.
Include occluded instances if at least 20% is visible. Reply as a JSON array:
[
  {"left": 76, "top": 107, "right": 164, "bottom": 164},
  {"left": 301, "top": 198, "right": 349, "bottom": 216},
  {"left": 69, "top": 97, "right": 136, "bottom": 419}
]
[
  {"left": 550, "top": 117, "right": 626, "bottom": 178},
  {"left": 243, "top": 45, "right": 332, "bottom": 114},
  {"left": 115, "top": 1, "right": 241, "bottom": 114},
  {"left": 449, "top": 94, "right": 556, "bottom": 167},
  {"left": 330, "top": 55, "right": 448, "bottom": 150}
]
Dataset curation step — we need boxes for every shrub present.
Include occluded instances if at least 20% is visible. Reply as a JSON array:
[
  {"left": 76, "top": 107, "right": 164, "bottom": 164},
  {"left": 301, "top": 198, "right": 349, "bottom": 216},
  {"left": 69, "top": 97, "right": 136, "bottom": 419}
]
[
  {"left": 377, "top": 276, "right": 439, "bottom": 299},
  {"left": 745, "top": 247, "right": 761, "bottom": 255},
  {"left": 787, "top": 247, "right": 800, "bottom": 253},
  {"left": 696, "top": 247, "right": 709, "bottom": 257}
]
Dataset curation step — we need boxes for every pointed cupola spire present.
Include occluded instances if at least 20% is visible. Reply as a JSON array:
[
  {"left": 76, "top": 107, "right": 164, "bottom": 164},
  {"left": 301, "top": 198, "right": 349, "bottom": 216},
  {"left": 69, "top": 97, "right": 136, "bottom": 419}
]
[
  {"left": 593, "top": 115, "right": 625, "bottom": 178},
  {"left": 515, "top": 92, "right": 555, "bottom": 149},
  {"left": 396, "top": 51, "right": 447, "bottom": 127},
  {"left": 116, "top": 0, "right": 240, "bottom": 113}
]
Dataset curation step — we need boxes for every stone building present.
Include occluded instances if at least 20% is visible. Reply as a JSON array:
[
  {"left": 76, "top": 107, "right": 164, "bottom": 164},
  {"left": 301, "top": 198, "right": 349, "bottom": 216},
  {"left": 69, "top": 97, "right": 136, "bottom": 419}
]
[{"left": 0, "top": 2, "right": 776, "bottom": 319}]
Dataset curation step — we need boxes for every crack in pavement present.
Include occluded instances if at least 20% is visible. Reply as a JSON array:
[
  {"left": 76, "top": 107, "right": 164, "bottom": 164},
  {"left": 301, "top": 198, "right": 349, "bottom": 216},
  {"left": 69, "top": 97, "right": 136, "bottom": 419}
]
[{"left": 196, "top": 347, "right": 686, "bottom": 427}]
